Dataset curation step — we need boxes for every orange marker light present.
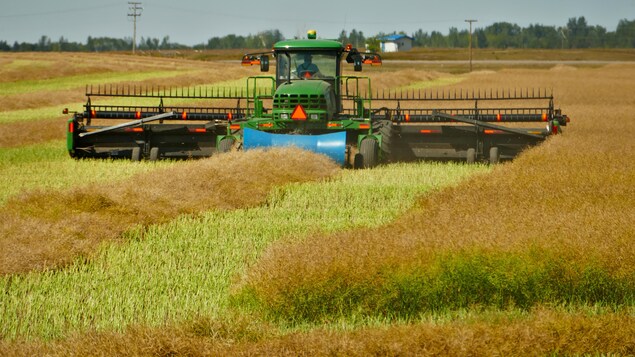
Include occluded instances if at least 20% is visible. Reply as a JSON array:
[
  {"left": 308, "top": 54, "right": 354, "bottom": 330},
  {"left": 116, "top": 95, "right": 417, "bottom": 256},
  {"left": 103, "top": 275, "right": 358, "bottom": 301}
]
[
  {"left": 496, "top": 113, "right": 502, "bottom": 121},
  {"left": 125, "top": 128, "right": 144, "bottom": 133},
  {"left": 227, "top": 112, "right": 233, "bottom": 120},
  {"left": 542, "top": 113, "right": 548, "bottom": 121},
  {"left": 484, "top": 129, "right": 504, "bottom": 135},
  {"left": 359, "top": 123, "right": 370, "bottom": 129},
  {"left": 405, "top": 114, "right": 410, "bottom": 122},
  {"left": 135, "top": 111, "right": 142, "bottom": 119},
  {"left": 327, "top": 122, "right": 341, "bottom": 128},
  {"left": 230, "top": 124, "right": 241, "bottom": 130},
  {"left": 181, "top": 111, "right": 188, "bottom": 120},
  {"left": 91, "top": 110, "right": 96, "bottom": 118}
]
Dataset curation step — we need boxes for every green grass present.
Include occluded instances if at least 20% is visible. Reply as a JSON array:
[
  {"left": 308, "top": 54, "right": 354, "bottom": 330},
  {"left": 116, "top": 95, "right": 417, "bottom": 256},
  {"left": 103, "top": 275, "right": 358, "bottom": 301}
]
[
  {"left": 0, "top": 70, "right": 195, "bottom": 96},
  {"left": 0, "top": 161, "right": 487, "bottom": 340},
  {"left": 0, "top": 141, "right": 173, "bottom": 205},
  {"left": 241, "top": 249, "right": 635, "bottom": 325}
]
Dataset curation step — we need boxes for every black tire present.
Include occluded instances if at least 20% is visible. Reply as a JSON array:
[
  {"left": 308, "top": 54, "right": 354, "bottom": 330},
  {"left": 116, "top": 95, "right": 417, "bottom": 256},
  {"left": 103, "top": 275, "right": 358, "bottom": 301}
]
[
  {"left": 356, "top": 138, "right": 378, "bottom": 169},
  {"left": 378, "top": 120, "right": 393, "bottom": 162},
  {"left": 466, "top": 148, "right": 476, "bottom": 164},
  {"left": 131, "top": 147, "right": 141, "bottom": 162},
  {"left": 218, "top": 138, "right": 234, "bottom": 153},
  {"left": 489, "top": 146, "right": 500, "bottom": 165},
  {"left": 149, "top": 147, "right": 160, "bottom": 161}
]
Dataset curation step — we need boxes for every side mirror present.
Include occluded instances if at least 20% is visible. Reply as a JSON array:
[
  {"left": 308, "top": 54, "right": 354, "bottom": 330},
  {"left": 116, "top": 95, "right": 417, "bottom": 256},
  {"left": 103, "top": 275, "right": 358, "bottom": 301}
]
[
  {"left": 354, "top": 56, "right": 362, "bottom": 72},
  {"left": 260, "top": 55, "right": 269, "bottom": 72}
]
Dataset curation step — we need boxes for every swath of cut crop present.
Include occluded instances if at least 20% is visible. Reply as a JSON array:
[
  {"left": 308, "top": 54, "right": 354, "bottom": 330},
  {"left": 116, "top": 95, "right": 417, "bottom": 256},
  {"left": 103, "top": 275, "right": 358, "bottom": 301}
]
[
  {"left": 2, "top": 308, "right": 634, "bottom": 356},
  {"left": 236, "top": 64, "right": 635, "bottom": 323},
  {"left": 0, "top": 148, "right": 339, "bottom": 275}
]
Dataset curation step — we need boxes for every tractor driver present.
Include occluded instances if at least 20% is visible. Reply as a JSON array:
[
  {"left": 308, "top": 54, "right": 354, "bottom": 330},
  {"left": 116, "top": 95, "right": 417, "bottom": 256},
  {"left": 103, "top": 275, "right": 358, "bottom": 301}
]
[{"left": 296, "top": 53, "right": 319, "bottom": 78}]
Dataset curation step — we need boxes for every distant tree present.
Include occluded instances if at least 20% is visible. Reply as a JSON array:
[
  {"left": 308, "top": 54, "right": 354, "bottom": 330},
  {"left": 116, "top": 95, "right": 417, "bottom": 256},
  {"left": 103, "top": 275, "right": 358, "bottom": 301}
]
[
  {"left": 37, "top": 35, "right": 52, "bottom": 51},
  {"left": 338, "top": 30, "right": 348, "bottom": 44},
  {"left": 447, "top": 27, "right": 469, "bottom": 48},
  {"left": 429, "top": 31, "right": 447, "bottom": 47},
  {"left": 474, "top": 29, "right": 488, "bottom": 48},
  {"left": 366, "top": 37, "right": 380, "bottom": 52},
  {"left": 614, "top": 19, "right": 635, "bottom": 47},
  {"left": 412, "top": 29, "right": 430, "bottom": 47},
  {"left": 258, "top": 29, "right": 284, "bottom": 48},
  {"left": 522, "top": 24, "right": 560, "bottom": 48},
  {"left": 484, "top": 22, "right": 522, "bottom": 48},
  {"left": 3, "top": 19, "right": 635, "bottom": 52},
  {"left": 337, "top": 29, "right": 365, "bottom": 48},
  {"left": 567, "top": 16, "right": 591, "bottom": 48}
]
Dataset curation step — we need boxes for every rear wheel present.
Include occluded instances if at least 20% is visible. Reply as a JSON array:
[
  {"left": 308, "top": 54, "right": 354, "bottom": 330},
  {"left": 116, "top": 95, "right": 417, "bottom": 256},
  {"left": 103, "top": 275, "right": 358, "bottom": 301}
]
[
  {"left": 378, "top": 120, "right": 393, "bottom": 163},
  {"left": 131, "top": 147, "right": 141, "bottom": 162},
  {"left": 489, "top": 146, "right": 500, "bottom": 165},
  {"left": 356, "top": 138, "right": 378, "bottom": 169},
  {"left": 466, "top": 148, "right": 476, "bottom": 164},
  {"left": 149, "top": 147, "right": 160, "bottom": 161},
  {"left": 218, "top": 138, "right": 235, "bottom": 153}
]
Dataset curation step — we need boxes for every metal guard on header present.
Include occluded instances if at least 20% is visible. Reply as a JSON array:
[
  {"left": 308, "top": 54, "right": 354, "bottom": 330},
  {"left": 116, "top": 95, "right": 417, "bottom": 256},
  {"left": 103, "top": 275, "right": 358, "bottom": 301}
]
[{"left": 243, "top": 128, "right": 346, "bottom": 165}]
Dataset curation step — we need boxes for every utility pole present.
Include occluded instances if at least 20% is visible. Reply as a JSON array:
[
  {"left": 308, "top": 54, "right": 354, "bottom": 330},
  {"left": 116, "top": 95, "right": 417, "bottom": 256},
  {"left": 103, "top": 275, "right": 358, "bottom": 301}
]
[
  {"left": 465, "top": 19, "right": 477, "bottom": 72},
  {"left": 128, "top": 2, "right": 142, "bottom": 54}
]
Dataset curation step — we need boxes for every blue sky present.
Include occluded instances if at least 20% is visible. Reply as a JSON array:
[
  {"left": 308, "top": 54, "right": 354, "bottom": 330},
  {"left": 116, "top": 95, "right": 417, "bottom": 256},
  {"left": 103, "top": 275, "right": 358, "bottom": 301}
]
[{"left": 1, "top": 0, "right": 634, "bottom": 45}]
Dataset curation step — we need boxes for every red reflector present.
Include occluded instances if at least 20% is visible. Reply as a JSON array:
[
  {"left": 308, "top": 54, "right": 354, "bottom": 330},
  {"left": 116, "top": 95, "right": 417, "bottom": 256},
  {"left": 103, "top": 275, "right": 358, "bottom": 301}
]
[
  {"left": 359, "top": 123, "right": 370, "bottom": 129},
  {"left": 68, "top": 122, "right": 74, "bottom": 133},
  {"left": 405, "top": 114, "right": 410, "bottom": 122},
  {"left": 327, "top": 122, "right": 341, "bottom": 128},
  {"left": 259, "top": 123, "right": 274, "bottom": 128},
  {"left": 135, "top": 111, "right": 142, "bottom": 119},
  {"left": 542, "top": 113, "right": 548, "bottom": 121},
  {"left": 291, "top": 105, "right": 307, "bottom": 120},
  {"left": 188, "top": 128, "right": 206, "bottom": 133},
  {"left": 125, "top": 128, "right": 144, "bottom": 132},
  {"left": 181, "top": 111, "right": 187, "bottom": 120},
  {"left": 227, "top": 112, "right": 233, "bottom": 120},
  {"left": 420, "top": 129, "right": 440, "bottom": 134},
  {"left": 91, "top": 110, "right": 96, "bottom": 118},
  {"left": 63, "top": 108, "right": 69, "bottom": 115},
  {"left": 230, "top": 124, "right": 241, "bottom": 130}
]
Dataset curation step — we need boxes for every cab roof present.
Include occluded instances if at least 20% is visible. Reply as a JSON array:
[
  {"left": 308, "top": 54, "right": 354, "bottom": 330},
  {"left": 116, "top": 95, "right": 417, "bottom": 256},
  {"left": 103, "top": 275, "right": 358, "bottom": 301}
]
[{"left": 273, "top": 39, "right": 343, "bottom": 51}]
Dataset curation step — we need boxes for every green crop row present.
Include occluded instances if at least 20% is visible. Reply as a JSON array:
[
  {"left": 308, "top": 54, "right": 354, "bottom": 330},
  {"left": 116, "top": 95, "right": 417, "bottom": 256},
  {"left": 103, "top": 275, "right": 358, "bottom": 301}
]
[
  {"left": 0, "top": 70, "right": 192, "bottom": 96},
  {"left": 0, "top": 161, "right": 487, "bottom": 340},
  {"left": 234, "top": 249, "right": 635, "bottom": 325}
]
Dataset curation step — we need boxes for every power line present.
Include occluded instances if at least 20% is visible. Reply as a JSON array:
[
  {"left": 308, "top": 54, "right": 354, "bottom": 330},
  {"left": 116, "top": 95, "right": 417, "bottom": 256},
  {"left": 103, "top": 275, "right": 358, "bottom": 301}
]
[
  {"left": 128, "top": 2, "right": 142, "bottom": 54},
  {"left": 0, "top": 3, "right": 121, "bottom": 18}
]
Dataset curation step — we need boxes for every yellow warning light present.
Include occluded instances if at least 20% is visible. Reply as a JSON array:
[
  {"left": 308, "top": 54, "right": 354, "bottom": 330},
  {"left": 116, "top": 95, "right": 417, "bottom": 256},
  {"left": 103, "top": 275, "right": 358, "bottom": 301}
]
[{"left": 307, "top": 30, "right": 317, "bottom": 39}]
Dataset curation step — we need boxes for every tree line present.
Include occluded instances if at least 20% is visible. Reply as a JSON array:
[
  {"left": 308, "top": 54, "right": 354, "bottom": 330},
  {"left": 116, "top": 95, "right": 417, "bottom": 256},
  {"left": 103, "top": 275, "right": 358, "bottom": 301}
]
[{"left": 1, "top": 18, "right": 633, "bottom": 52}]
